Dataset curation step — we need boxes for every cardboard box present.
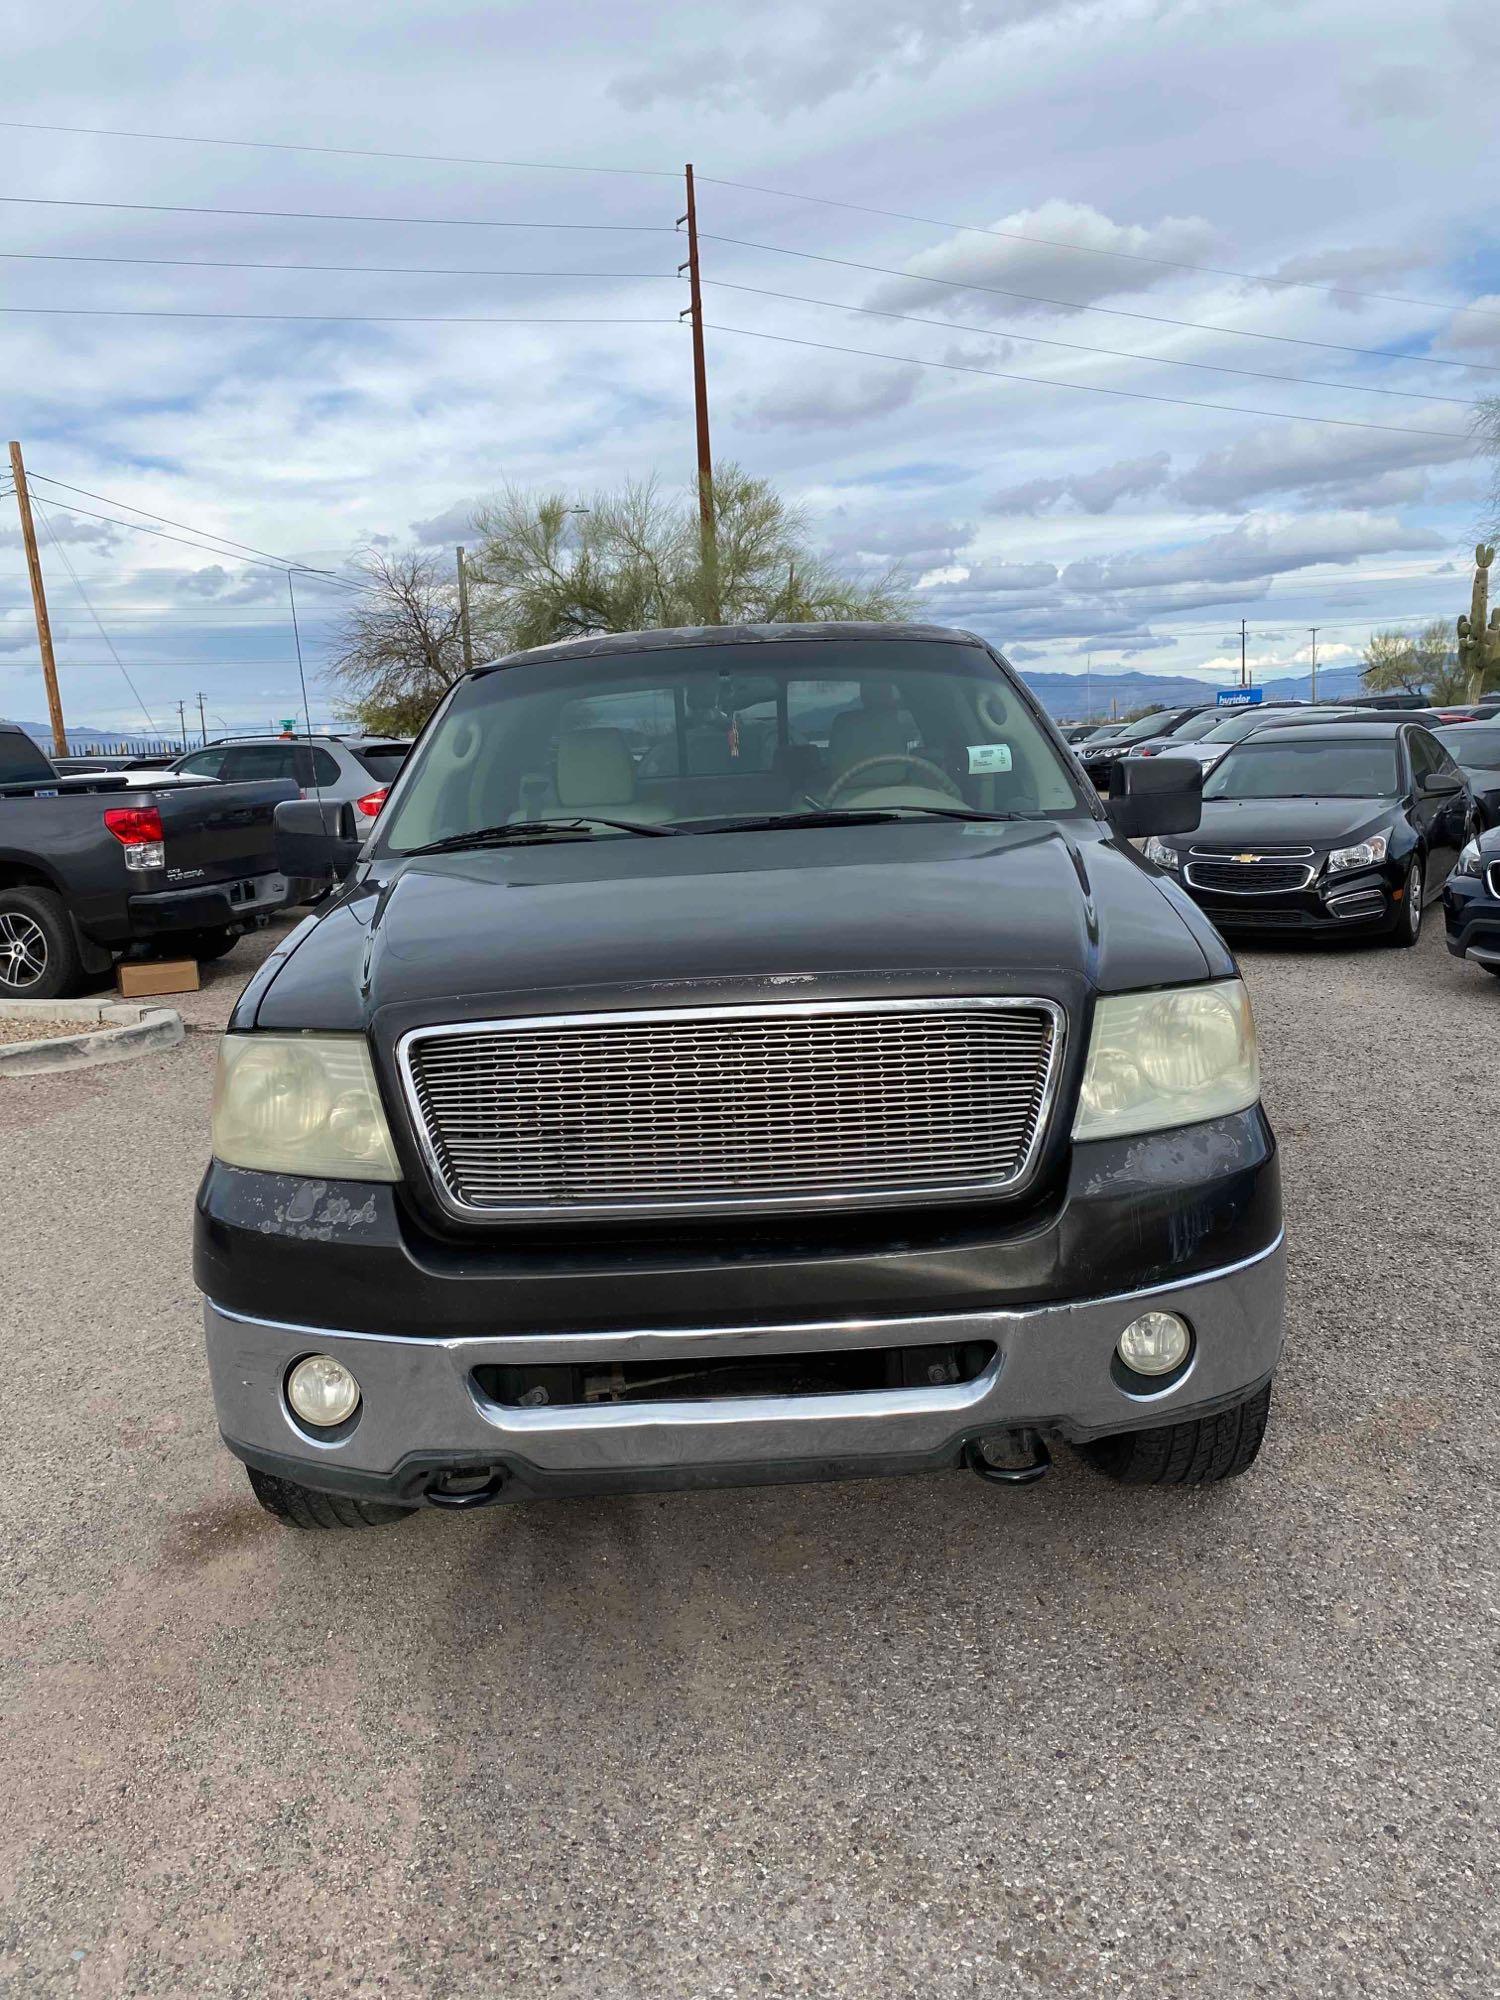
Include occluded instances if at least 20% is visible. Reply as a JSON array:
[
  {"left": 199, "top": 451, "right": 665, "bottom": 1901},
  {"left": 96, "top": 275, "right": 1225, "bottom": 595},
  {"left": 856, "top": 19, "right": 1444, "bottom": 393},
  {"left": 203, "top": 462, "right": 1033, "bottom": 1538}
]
[{"left": 117, "top": 958, "right": 200, "bottom": 998}]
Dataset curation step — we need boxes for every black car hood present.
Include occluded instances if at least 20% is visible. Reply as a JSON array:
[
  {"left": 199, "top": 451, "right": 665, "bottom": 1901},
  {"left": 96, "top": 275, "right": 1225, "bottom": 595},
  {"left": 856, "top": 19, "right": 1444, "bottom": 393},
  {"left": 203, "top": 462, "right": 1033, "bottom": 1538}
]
[
  {"left": 250, "top": 820, "right": 1218, "bottom": 1033},
  {"left": 1180, "top": 796, "right": 1399, "bottom": 850}
]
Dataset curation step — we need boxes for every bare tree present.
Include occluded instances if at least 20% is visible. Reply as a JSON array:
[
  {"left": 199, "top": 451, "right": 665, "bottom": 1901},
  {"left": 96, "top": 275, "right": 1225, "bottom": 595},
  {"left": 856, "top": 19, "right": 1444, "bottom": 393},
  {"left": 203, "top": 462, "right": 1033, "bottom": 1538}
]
[
  {"left": 1474, "top": 397, "right": 1500, "bottom": 541},
  {"left": 327, "top": 550, "right": 467, "bottom": 735},
  {"left": 1361, "top": 619, "right": 1469, "bottom": 702}
]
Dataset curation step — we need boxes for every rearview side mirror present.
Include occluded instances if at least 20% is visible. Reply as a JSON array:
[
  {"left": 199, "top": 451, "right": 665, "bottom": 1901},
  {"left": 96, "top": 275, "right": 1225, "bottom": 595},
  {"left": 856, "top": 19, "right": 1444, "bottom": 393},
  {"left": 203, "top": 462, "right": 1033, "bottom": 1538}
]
[
  {"left": 274, "top": 796, "right": 361, "bottom": 883},
  {"left": 1107, "top": 757, "right": 1203, "bottom": 838},
  {"left": 1420, "top": 770, "right": 1462, "bottom": 796}
]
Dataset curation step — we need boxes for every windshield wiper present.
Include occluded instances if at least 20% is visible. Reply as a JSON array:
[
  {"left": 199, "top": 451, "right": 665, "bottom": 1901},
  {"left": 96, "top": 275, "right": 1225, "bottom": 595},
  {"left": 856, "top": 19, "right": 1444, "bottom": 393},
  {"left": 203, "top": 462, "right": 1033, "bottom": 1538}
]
[
  {"left": 675, "top": 805, "right": 1034, "bottom": 834},
  {"left": 401, "top": 817, "right": 675, "bottom": 856}
]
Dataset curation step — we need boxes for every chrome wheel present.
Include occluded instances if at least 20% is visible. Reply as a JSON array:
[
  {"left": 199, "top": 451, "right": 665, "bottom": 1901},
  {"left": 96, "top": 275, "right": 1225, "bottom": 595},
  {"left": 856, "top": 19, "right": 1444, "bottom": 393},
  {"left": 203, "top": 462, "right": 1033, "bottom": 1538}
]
[
  {"left": 1407, "top": 861, "right": 1423, "bottom": 941},
  {"left": 0, "top": 909, "right": 48, "bottom": 991}
]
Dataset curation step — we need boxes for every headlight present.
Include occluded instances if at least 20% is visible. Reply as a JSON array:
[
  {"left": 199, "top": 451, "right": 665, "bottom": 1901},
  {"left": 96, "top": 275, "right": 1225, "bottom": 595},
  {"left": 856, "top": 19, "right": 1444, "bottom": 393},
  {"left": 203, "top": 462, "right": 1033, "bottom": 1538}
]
[
  {"left": 211, "top": 1034, "right": 399, "bottom": 1180},
  {"left": 1453, "top": 838, "right": 1483, "bottom": 877},
  {"left": 1326, "top": 830, "right": 1388, "bottom": 874},
  {"left": 1142, "top": 836, "right": 1180, "bottom": 871},
  {"left": 1073, "top": 979, "right": 1259, "bottom": 1142}
]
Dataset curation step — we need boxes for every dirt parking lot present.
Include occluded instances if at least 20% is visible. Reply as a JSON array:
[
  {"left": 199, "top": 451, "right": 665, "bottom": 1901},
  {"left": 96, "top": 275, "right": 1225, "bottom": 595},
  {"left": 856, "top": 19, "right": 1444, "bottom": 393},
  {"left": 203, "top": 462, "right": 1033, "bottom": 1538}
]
[{"left": 1, "top": 917, "right": 1496, "bottom": 1997}]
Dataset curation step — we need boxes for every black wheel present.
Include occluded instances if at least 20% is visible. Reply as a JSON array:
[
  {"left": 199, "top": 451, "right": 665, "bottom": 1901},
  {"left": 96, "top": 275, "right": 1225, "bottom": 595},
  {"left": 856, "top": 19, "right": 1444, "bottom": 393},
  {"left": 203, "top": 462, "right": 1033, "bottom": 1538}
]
[
  {"left": 0, "top": 885, "right": 83, "bottom": 1000},
  {"left": 1081, "top": 1380, "right": 1272, "bottom": 1486},
  {"left": 1389, "top": 857, "right": 1423, "bottom": 948},
  {"left": 246, "top": 1466, "right": 414, "bottom": 1530}
]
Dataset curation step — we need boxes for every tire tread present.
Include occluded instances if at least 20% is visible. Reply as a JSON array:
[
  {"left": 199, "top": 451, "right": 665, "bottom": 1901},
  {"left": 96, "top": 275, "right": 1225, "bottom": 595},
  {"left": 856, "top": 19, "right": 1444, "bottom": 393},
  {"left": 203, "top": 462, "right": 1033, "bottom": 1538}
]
[{"left": 1083, "top": 1381, "right": 1272, "bottom": 1486}]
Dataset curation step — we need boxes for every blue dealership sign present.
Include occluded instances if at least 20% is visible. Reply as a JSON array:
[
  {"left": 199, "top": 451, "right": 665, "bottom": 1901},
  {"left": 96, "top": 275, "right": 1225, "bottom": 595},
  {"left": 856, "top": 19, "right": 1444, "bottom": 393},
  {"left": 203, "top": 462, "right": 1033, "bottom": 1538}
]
[{"left": 1216, "top": 688, "right": 1264, "bottom": 708}]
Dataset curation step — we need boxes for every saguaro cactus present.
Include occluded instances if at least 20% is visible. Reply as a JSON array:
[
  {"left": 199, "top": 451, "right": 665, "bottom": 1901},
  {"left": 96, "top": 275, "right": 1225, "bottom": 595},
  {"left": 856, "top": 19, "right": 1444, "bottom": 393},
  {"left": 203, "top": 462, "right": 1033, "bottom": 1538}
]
[{"left": 1457, "top": 544, "right": 1500, "bottom": 697}]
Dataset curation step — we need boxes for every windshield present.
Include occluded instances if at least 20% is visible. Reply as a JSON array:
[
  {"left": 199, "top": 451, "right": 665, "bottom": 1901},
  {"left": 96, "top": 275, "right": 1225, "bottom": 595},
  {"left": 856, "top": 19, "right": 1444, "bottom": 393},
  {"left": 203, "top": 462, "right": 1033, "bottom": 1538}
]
[
  {"left": 1203, "top": 738, "right": 1400, "bottom": 800},
  {"left": 1202, "top": 706, "right": 1298, "bottom": 744},
  {"left": 1166, "top": 709, "right": 1232, "bottom": 743},
  {"left": 1108, "top": 709, "right": 1188, "bottom": 744},
  {"left": 379, "top": 638, "right": 1087, "bottom": 851},
  {"left": 1437, "top": 725, "right": 1500, "bottom": 766}
]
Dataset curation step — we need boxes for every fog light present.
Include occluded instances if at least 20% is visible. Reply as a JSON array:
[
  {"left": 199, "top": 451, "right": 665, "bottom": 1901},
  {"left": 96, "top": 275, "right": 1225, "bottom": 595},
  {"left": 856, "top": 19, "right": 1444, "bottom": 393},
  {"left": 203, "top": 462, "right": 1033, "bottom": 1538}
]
[
  {"left": 286, "top": 1353, "right": 361, "bottom": 1427},
  {"left": 1117, "top": 1311, "right": 1191, "bottom": 1377}
]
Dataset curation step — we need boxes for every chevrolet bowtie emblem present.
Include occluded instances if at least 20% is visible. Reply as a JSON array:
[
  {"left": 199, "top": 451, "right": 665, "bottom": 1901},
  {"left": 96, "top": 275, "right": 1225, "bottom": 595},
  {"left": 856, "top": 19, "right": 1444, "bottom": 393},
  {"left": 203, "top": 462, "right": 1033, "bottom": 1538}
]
[{"left": 1234, "top": 852, "right": 1261, "bottom": 863}]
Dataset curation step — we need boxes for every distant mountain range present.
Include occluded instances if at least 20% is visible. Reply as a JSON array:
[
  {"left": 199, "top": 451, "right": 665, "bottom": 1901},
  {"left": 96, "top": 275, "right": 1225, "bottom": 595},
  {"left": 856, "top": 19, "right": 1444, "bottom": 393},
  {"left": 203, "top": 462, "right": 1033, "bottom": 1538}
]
[{"left": 1013, "top": 665, "right": 1369, "bottom": 719}]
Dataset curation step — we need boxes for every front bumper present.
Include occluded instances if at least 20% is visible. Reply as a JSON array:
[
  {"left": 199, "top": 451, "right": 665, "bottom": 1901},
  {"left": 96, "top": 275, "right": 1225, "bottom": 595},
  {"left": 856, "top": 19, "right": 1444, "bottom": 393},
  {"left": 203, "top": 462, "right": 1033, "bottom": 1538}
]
[
  {"left": 203, "top": 1233, "right": 1285, "bottom": 1505},
  {"left": 1179, "top": 863, "right": 1397, "bottom": 936},
  {"left": 1443, "top": 872, "right": 1500, "bottom": 965}
]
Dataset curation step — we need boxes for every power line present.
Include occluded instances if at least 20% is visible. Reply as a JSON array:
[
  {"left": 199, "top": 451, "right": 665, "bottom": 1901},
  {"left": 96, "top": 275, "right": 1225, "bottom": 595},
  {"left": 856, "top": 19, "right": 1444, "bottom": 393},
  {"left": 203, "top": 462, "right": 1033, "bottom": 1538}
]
[
  {"left": 3, "top": 244, "right": 1475, "bottom": 404},
  {"left": 0, "top": 250, "right": 676, "bottom": 280},
  {"left": 701, "top": 236, "right": 1500, "bottom": 376},
  {"left": 23, "top": 495, "right": 373, "bottom": 585},
  {"left": 698, "top": 176, "right": 1500, "bottom": 323},
  {"left": 0, "top": 115, "right": 1490, "bottom": 323},
  {"left": 0, "top": 193, "right": 674, "bottom": 233},
  {"left": 704, "top": 321, "right": 1469, "bottom": 440},
  {"left": 0, "top": 116, "right": 679, "bottom": 182},
  {"left": 27, "top": 472, "right": 360, "bottom": 576},
  {"left": 702, "top": 280, "right": 1478, "bottom": 407},
  {"left": 30, "top": 495, "right": 157, "bottom": 729},
  {"left": 1, "top": 304, "right": 678, "bottom": 329}
]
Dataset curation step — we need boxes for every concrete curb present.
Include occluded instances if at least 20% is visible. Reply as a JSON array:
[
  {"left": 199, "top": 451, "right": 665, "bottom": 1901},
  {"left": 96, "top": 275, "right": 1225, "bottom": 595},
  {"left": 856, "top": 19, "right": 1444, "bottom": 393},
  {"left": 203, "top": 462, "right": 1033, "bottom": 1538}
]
[{"left": 0, "top": 1000, "right": 185, "bottom": 1076}]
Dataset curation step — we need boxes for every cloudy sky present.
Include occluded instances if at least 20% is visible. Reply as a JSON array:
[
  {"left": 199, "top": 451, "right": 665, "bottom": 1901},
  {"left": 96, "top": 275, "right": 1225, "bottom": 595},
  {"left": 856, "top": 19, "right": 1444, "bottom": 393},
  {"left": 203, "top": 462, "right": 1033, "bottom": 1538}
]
[{"left": 2, "top": 0, "right": 1497, "bottom": 735}]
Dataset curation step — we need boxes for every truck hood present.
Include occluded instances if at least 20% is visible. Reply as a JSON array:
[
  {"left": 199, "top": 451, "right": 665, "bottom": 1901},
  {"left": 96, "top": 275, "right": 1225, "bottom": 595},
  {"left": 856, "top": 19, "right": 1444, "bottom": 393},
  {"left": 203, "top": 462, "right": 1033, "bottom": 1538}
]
[{"left": 250, "top": 820, "right": 1220, "bottom": 1034}]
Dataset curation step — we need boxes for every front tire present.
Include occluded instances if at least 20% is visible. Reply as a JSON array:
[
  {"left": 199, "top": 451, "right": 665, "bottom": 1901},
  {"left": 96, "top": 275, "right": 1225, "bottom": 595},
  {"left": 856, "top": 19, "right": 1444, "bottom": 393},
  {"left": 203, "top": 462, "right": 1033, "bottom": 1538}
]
[
  {"left": 0, "top": 885, "right": 83, "bottom": 1000},
  {"left": 1082, "top": 1380, "right": 1272, "bottom": 1486},
  {"left": 246, "top": 1466, "right": 414, "bottom": 1530},
  {"left": 1389, "top": 858, "right": 1423, "bottom": 948}
]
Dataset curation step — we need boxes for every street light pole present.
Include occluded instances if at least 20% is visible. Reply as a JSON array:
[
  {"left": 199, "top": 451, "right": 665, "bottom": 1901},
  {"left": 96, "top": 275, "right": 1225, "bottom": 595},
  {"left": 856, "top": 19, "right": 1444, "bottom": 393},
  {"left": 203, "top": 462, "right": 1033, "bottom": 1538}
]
[{"left": 1308, "top": 628, "right": 1318, "bottom": 704}]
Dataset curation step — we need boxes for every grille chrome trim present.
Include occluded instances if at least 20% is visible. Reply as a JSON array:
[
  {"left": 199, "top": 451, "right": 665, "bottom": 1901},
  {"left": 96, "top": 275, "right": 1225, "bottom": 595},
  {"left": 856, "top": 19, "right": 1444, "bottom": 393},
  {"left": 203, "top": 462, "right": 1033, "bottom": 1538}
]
[
  {"left": 397, "top": 997, "right": 1066, "bottom": 1223},
  {"left": 1487, "top": 861, "right": 1500, "bottom": 901},
  {"left": 1185, "top": 858, "right": 1316, "bottom": 895}
]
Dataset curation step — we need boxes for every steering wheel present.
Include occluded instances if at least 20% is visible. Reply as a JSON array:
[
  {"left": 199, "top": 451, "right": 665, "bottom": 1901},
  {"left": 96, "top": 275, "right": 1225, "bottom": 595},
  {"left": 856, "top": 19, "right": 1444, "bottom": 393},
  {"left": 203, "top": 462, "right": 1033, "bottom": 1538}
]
[{"left": 824, "top": 753, "right": 964, "bottom": 804}]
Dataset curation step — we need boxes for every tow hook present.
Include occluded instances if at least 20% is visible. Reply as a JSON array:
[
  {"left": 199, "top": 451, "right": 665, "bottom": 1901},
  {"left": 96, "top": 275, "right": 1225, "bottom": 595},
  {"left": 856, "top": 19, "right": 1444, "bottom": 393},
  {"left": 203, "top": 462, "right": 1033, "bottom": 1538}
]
[
  {"left": 964, "top": 1430, "right": 1051, "bottom": 1486},
  {"left": 425, "top": 1466, "right": 509, "bottom": 1510}
]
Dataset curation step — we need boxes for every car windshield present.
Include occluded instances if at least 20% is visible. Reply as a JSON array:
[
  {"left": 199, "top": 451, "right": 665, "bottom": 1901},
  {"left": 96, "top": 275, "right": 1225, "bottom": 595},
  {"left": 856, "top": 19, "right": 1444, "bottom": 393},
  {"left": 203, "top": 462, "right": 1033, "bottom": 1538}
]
[
  {"left": 1108, "top": 709, "right": 1188, "bottom": 744},
  {"left": 379, "top": 638, "right": 1087, "bottom": 851},
  {"left": 1202, "top": 707, "right": 1297, "bottom": 744},
  {"left": 1203, "top": 739, "right": 1400, "bottom": 800},
  {"left": 1437, "top": 726, "right": 1500, "bottom": 765},
  {"left": 1166, "top": 709, "right": 1230, "bottom": 743}
]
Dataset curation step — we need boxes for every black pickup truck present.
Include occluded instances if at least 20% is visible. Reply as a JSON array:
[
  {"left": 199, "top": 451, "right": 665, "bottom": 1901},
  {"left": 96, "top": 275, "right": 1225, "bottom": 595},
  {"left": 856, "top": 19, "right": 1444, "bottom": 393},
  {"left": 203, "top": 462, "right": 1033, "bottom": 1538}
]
[
  {"left": 195, "top": 623, "right": 1286, "bottom": 1531},
  {"left": 0, "top": 722, "right": 297, "bottom": 998}
]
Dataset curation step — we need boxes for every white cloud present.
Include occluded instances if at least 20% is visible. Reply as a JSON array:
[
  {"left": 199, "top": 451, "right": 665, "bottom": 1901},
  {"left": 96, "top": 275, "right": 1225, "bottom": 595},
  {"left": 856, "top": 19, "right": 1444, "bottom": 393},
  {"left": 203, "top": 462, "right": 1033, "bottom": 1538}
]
[
  {"left": 864, "top": 202, "right": 1220, "bottom": 320},
  {"left": 989, "top": 452, "right": 1171, "bottom": 514},
  {"left": 1171, "top": 426, "right": 1469, "bottom": 511},
  {"left": 1060, "top": 512, "right": 1441, "bottom": 594}
]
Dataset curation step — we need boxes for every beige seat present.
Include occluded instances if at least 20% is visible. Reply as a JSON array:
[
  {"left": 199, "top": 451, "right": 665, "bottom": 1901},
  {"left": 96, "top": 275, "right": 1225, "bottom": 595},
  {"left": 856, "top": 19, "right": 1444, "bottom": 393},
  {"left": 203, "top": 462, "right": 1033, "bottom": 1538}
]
[{"left": 548, "top": 727, "right": 672, "bottom": 824}]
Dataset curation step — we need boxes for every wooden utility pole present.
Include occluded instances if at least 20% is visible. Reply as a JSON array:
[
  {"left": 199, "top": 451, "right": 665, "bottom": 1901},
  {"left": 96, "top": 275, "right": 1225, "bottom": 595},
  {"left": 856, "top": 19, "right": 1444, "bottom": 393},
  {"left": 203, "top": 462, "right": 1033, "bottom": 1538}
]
[
  {"left": 678, "top": 164, "right": 718, "bottom": 618},
  {"left": 8, "top": 441, "right": 68, "bottom": 756},
  {"left": 197, "top": 691, "right": 208, "bottom": 747},
  {"left": 1308, "top": 628, "right": 1318, "bottom": 704},
  {"left": 1240, "top": 619, "right": 1249, "bottom": 688},
  {"left": 456, "top": 546, "right": 474, "bottom": 672}
]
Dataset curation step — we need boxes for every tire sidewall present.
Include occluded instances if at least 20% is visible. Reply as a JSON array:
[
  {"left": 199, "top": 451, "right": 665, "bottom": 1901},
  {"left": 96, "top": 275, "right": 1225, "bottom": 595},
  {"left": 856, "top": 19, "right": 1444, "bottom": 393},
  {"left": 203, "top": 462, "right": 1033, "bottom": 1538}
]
[{"left": 0, "top": 887, "right": 80, "bottom": 1001}]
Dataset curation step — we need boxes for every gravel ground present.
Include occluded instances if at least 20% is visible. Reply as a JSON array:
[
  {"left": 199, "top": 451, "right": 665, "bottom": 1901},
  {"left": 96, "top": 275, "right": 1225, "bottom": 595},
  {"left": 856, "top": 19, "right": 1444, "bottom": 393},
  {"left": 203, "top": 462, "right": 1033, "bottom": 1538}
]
[
  {"left": 0, "top": 1019, "right": 107, "bottom": 1045},
  {"left": 0, "top": 915, "right": 1496, "bottom": 1998}
]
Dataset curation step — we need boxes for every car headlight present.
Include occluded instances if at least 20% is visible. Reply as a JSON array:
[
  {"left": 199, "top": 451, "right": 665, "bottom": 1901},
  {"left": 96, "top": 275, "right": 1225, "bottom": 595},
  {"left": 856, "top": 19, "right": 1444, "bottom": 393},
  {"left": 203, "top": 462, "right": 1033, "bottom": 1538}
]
[
  {"left": 1073, "top": 979, "right": 1259, "bottom": 1142},
  {"left": 211, "top": 1034, "right": 400, "bottom": 1180},
  {"left": 1453, "top": 838, "right": 1483, "bottom": 877},
  {"left": 1142, "top": 836, "right": 1180, "bottom": 871},
  {"left": 1326, "top": 830, "right": 1388, "bottom": 874}
]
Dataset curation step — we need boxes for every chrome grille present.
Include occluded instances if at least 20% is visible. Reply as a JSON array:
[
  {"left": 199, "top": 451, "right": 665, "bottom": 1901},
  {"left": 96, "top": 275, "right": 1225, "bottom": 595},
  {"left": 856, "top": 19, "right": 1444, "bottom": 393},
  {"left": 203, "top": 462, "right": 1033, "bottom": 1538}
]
[
  {"left": 1487, "top": 861, "right": 1500, "bottom": 901},
  {"left": 1185, "top": 855, "right": 1315, "bottom": 894},
  {"left": 399, "top": 998, "right": 1063, "bottom": 1220}
]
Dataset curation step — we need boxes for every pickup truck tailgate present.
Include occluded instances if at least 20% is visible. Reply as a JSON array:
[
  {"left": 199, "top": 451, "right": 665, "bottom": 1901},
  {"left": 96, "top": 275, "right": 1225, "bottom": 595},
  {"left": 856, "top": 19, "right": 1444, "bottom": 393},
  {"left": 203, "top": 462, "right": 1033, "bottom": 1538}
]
[{"left": 148, "top": 780, "right": 299, "bottom": 887}]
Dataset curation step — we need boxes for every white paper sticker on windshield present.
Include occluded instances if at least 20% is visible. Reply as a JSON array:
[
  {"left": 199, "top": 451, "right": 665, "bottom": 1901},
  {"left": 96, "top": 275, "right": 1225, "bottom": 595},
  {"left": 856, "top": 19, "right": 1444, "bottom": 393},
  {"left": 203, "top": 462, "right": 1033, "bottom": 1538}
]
[{"left": 967, "top": 743, "right": 1013, "bottom": 774}]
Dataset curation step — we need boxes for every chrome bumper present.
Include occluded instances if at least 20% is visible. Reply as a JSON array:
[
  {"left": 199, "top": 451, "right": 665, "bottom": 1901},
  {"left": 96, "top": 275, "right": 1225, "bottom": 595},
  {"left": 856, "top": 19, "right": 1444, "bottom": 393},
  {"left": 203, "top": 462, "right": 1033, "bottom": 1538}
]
[{"left": 203, "top": 1234, "right": 1285, "bottom": 1503}]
